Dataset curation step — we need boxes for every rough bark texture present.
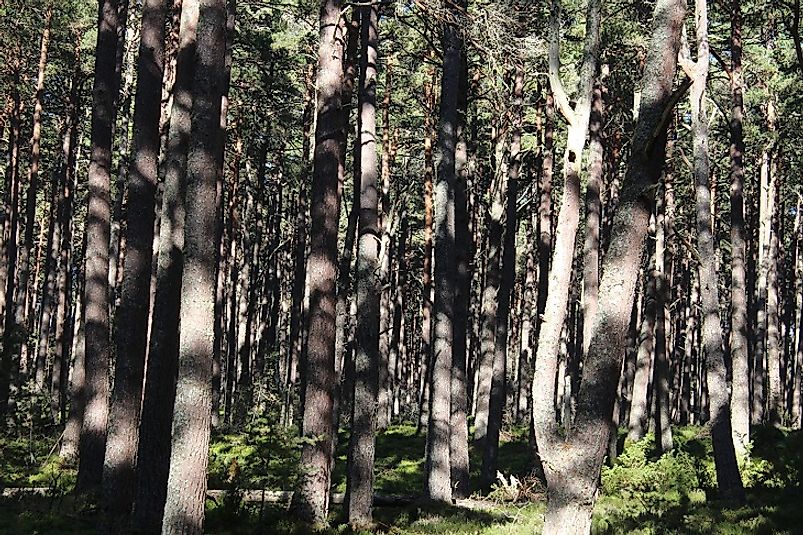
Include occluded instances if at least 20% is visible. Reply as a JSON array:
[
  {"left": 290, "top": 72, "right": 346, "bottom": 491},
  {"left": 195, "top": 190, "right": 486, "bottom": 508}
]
[
  {"left": 680, "top": 0, "right": 746, "bottom": 504},
  {"left": 293, "top": 0, "right": 346, "bottom": 525},
  {"left": 450, "top": 54, "right": 471, "bottom": 500},
  {"left": 17, "top": 6, "right": 53, "bottom": 369},
  {"left": 161, "top": 0, "right": 227, "bottom": 532},
  {"left": 481, "top": 64, "right": 523, "bottom": 491},
  {"left": 347, "top": 4, "right": 380, "bottom": 528},
  {"left": 102, "top": 0, "right": 166, "bottom": 527},
  {"left": 728, "top": 0, "right": 750, "bottom": 457},
  {"left": 131, "top": 2, "right": 200, "bottom": 530},
  {"left": 76, "top": 0, "right": 122, "bottom": 494},
  {"left": 535, "top": 0, "right": 687, "bottom": 531},
  {"left": 426, "top": 0, "right": 465, "bottom": 504}
]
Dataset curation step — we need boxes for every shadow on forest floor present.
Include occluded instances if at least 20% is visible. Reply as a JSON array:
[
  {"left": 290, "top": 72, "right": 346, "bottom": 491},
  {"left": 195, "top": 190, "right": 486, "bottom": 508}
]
[{"left": 1, "top": 424, "right": 802, "bottom": 533}]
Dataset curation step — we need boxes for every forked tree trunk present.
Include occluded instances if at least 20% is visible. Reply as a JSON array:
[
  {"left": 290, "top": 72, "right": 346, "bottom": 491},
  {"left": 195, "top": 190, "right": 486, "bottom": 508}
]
[
  {"left": 679, "top": 0, "right": 745, "bottom": 503},
  {"left": 532, "top": 0, "right": 600, "bottom": 456},
  {"left": 535, "top": 0, "right": 687, "bottom": 531}
]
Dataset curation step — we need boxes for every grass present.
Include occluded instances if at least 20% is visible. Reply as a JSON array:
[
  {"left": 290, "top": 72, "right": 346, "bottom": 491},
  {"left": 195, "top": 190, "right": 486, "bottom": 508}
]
[{"left": 1, "top": 423, "right": 801, "bottom": 534}]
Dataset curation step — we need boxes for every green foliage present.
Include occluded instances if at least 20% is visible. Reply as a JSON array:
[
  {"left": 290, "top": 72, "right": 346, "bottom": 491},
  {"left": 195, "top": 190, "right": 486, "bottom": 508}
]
[
  {"left": 208, "top": 416, "right": 301, "bottom": 494},
  {"left": 602, "top": 432, "right": 708, "bottom": 520}
]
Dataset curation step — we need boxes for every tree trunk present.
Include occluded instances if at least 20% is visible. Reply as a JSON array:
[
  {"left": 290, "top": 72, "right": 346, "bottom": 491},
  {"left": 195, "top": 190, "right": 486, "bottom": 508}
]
[
  {"left": 131, "top": 0, "right": 200, "bottom": 530},
  {"left": 292, "top": 0, "right": 346, "bottom": 525},
  {"left": 450, "top": 54, "right": 471, "bottom": 500},
  {"left": 102, "top": 0, "right": 166, "bottom": 526},
  {"left": 76, "top": 0, "right": 124, "bottom": 494},
  {"left": 346, "top": 4, "right": 380, "bottom": 528},
  {"left": 728, "top": 0, "right": 750, "bottom": 456},
  {"left": 680, "top": 0, "right": 746, "bottom": 503},
  {"left": 417, "top": 73, "right": 435, "bottom": 434},
  {"left": 425, "top": 0, "right": 465, "bottom": 504},
  {"left": 653, "top": 170, "right": 672, "bottom": 453},
  {"left": 536, "top": 0, "right": 687, "bottom": 530},
  {"left": 532, "top": 0, "right": 601, "bottom": 457},
  {"left": 161, "top": 1, "right": 227, "bottom": 532},
  {"left": 17, "top": 6, "right": 53, "bottom": 368},
  {"left": 481, "top": 63, "right": 523, "bottom": 491}
]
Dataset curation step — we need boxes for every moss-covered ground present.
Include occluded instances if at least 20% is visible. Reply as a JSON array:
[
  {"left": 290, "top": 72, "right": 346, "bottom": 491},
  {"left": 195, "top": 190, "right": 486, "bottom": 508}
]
[{"left": 1, "top": 423, "right": 801, "bottom": 534}]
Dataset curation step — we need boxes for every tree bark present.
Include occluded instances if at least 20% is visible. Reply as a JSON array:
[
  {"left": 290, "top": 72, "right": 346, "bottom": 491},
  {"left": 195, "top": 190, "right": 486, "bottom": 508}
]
[
  {"left": 76, "top": 0, "right": 123, "bottom": 494},
  {"left": 536, "top": 0, "right": 687, "bottom": 530},
  {"left": 161, "top": 1, "right": 227, "bottom": 532},
  {"left": 728, "top": 0, "right": 750, "bottom": 456},
  {"left": 292, "top": 0, "right": 346, "bottom": 525},
  {"left": 533, "top": 0, "right": 601, "bottom": 454},
  {"left": 679, "top": 0, "right": 746, "bottom": 503},
  {"left": 102, "top": 0, "right": 166, "bottom": 526},
  {"left": 346, "top": 4, "right": 380, "bottom": 528},
  {"left": 131, "top": 0, "right": 200, "bottom": 530},
  {"left": 17, "top": 6, "right": 53, "bottom": 368},
  {"left": 425, "top": 0, "right": 465, "bottom": 504}
]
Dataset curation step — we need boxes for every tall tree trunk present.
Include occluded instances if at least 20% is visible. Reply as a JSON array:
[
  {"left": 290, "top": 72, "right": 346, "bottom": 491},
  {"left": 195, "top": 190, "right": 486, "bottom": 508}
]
[
  {"left": 535, "top": 0, "right": 687, "bottom": 531},
  {"left": 425, "top": 0, "right": 465, "bottom": 504},
  {"left": 292, "top": 0, "right": 346, "bottom": 525},
  {"left": 679, "top": 0, "right": 745, "bottom": 502},
  {"left": 582, "top": 75, "right": 604, "bottom": 354},
  {"left": 76, "top": 0, "right": 123, "bottom": 494},
  {"left": 417, "top": 73, "right": 435, "bottom": 433},
  {"left": 728, "top": 0, "right": 750, "bottom": 456},
  {"left": 131, "top": 0, "right": 200, "bottom": 530},
  {"left": 102, "top": 0, "right": 167, "bottom": 526},
  {"left": 533, "top": 0, "right": 601, "bottom": 459},
  {"left": 474, "top": 125, "right": 506, "bottom": 446},
  {"left": 628, "top": 248, "right": 656, "bottom": 443},
  {"left": 0, "top": 67, "right": 22, "bottom": 416},
  {"left": 161, "top": 1, "right": 227, "bottom": 532},
  {"left": 17, "top": 5, "right": 53, "bottom": 368},
  {"left": 653, "top": 170, "right": 672, "bottom": 453},
  {"left": 346, "top": 4, "right": 380, "bottom": 527},
  {"left": 450, "top": 53, "right": 471, "bottom": 500},
  {"left": 481, "top": 63, "right": 523, "bottom": 490}
]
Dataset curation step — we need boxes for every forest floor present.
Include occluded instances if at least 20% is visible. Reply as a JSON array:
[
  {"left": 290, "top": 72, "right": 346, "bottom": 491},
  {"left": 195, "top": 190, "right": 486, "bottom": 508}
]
[{"left": 1, "top": 423, "right": 801, "bottom": 534}]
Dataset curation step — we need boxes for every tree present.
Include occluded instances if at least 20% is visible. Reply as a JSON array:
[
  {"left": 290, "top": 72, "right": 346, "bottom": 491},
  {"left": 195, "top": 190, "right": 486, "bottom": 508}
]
[
  {"left": 425, "top": 0, "right": 466, "bottom": 504},
  {"left": 678, "top": 0, "right": 745, "bottom": 503},
  {"left": 293, "top": 0, "right": 346, "bottom": 525},
  {"left": 161, "top": 0, "right": 228, "bottom": 532},
  {"left": 76, "top": 0, "right": 124, "bottom": 494},
  {"left": 102, "top": 0, "right": 166, "bottom": 526},
  {"left": 533, "top": 0, "right": 688, "bottom": 530},
  {"left": 346, "top": 2, "right": 380, "bottom": 528},
  {"left": 131, "top": 0, "right": 200, "bottom": 530}
]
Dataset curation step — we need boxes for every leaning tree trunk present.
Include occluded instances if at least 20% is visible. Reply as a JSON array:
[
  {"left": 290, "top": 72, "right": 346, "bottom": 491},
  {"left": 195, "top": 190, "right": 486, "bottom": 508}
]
[
  {"left": 292, "top": 0, "right": 346, "bottom": 526},
  {"left": 679, "top": 0, "right": 746, "bottom": 504},
  {"left": 532, "top": 0, "right": 601, "bottom": 460},
  {"left": 76, "top": 0, "right": 123, "bottom": 494},
  {"left": 161, "top": 0, "right": 227, "bottom": 532},
  {"left": 535, "top": 0, "right": 687, "bottom": 531}
]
